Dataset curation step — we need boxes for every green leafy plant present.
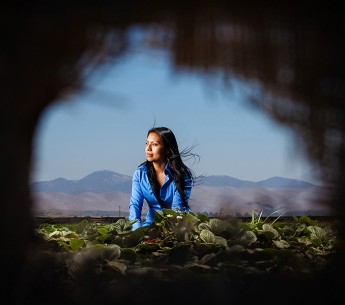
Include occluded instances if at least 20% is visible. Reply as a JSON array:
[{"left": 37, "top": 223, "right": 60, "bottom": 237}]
[{"left": 35, "top": 210, "right": 338, "bottom": 279}]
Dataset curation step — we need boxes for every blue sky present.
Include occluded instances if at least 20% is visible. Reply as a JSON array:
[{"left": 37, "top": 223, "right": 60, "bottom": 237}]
[{"left": 31, "top": 46, "right": 318, "bottom": 184}]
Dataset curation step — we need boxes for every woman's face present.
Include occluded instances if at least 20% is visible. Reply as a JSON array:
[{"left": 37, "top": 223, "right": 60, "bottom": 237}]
[{"left": 145, "top": 132, "right": 167, "bottom": 164}]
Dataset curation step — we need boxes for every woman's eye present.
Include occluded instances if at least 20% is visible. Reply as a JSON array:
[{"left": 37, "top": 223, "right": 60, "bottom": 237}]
[{"left": 145, "top": 142, "right": 159, "bottom": 146}]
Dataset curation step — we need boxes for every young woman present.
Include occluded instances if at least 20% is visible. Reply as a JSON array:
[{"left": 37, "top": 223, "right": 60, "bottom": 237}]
[{"left": 128, "top": 127, "right": 198, "bottom": 230}]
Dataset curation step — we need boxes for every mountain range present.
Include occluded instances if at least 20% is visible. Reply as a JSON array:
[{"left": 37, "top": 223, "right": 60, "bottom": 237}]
[
  {"left": 31, "top": 170, "right": 317, "bottom": 194},
  {"left": 31, "top": 170, "right": 331, "bottom": 217}
]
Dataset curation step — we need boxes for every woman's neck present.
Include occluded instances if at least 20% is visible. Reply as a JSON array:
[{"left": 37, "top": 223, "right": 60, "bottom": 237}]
[{"left": 152, "top": 161, "right": 166, "bottom": 173}]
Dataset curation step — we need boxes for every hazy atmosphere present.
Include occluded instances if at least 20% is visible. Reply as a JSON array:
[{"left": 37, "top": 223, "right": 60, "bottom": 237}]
[{"left": 31, "top": 39, "right": 318, "bottom": 185}]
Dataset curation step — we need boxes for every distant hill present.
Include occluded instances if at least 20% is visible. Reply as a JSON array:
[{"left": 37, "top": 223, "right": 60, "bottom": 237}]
[
  {"left": 31, "top": 170, "right": 132, "bottom": 194},
  {"left": 255, "top": 176, "right": 315, "bottom": 188},
  {"left": 31, "top": 170, "right": 318, "bottom": 194},
  {"left": 202, "top": 175, "right": 317, "bottom": 188}
]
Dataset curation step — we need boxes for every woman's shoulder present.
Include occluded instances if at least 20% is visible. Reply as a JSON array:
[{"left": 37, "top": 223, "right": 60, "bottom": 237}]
[
  {"left": 132, "top": 163, "right": 148, "bottom": 180},
  {"left": 134, "top": 163, "right": 148, "bottom": 173}
]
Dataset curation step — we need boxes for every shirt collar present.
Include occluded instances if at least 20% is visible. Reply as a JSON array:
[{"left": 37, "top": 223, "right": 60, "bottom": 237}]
[
  {"left": 164, "top": 162, "right": 173, "bottom": 177},
  {"left": 141, "top": 162, "right": 172, "bottom": 176}
]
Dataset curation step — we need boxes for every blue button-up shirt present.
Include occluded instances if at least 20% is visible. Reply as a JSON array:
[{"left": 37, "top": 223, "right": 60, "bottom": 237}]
[{"left": 128, "top": 163, "right": 192, "bottom": 230}]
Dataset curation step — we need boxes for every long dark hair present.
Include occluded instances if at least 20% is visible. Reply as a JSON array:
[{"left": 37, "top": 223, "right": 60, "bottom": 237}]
[{"left": 142, "top": 127, "right": 199, "bottom": 207}]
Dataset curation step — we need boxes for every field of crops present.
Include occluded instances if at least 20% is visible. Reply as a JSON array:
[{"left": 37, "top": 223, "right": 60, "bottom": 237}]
[{"left": 31, "top": 209, "right": 342, "bottom": 305}]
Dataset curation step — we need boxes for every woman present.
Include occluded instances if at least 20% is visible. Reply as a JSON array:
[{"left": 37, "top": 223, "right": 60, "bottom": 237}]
[{"left": 128, "top": 127, "right": 198, "bottom": 230}]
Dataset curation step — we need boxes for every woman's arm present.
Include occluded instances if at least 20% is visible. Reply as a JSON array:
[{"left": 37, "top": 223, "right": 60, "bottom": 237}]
[{"left": 128, "top": 169, "right": 144, "bottom": 230}]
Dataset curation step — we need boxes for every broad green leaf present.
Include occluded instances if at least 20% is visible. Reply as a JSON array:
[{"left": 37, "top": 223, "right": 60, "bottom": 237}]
[
  {"left": 298, "top": 216, "right": 316, "bottom": 226},
  {"left": 98, "top": 227, "right": 109, "bottom": 235},
  {"left": 208, "top": 218, "right": 229, "bottom": 235},
  {"left": 183, "top": 213, "right": 200, "bottom": 226},
  {"left": 273, "top": 239, "right": 290, "bottom": 249},
  {"left": 184, "top": 231, "right": 194, "bottom": 242},
  {"left": 122, "top": 227, "right": 145, "bottom": 247},
  {"left": 309, "top": 235, "right": 322, "bottom": 246},
  {"left": 228, "top": 244, "right": 245, "bottom": 253},
  {"left": 261, "top": 224, "right": 279, "bottom": 239},
  {"left": 200, "top": 229, "right": 216, "bottom": 244},
  {"left": 124, "top": 220, "right": 137, "bottom": 231},
  {"left": 297, "top": 236, "right": 312, "bottom": 246},
  {"left": 116, "top": 218, "right": 126, "bottom": 225},
  {"left": 97, "top": 234, "right": 110, "bottom": 243},
  {"left": 295, "top": 223, "right": 306, "bottom": 233},
  {"left": 162, "top": 208, "right": 178, "bottom": 217},
  {"left": 117, "top": 230, "right": 132, "bottom": 235},
  {"left": 240, "top": 230, "right": 257, "bottom": 245},
  {"left": 120, "top": 248, "right": 138, "bottom": 262},
  {"left": 195, "top": 213, "right": 210, "bottom": 222},
  {"left": 69, "top": 238, "right": 85, "bottom": 251},
  {"left": 108, "top": 261, "right": 127, "bottom": 275},
  {"left": 134, "top": 242, "right": 160, "bottom": 253},
  {"left": 308, "top": 226, "right": 326, "bottom": 240},
  {"left": 200, "top": 253, "right": 217, "bottom": 265},
  {"left": 198, "top": 223, "right": 210, "bottom": 231},
  {"left": 58, "top": 241, "right": 70, "bottom": 251},
  {"left": 214, "top": 236, "right": 228, "bottom": 246},
  {"left": 153, "top": 210, "right": 165, "bottom": 222},
  {"left": 155, "top": 210, "right": 164, "bottom": 216}
]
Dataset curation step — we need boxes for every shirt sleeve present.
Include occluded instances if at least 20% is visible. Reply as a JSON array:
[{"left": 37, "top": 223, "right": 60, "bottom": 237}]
[
  {"left": 171, "top": 176, "right": 192, "bottom": 212},
  {"left": 128, "top": 169, "right": 144, "bottom": 230}
]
